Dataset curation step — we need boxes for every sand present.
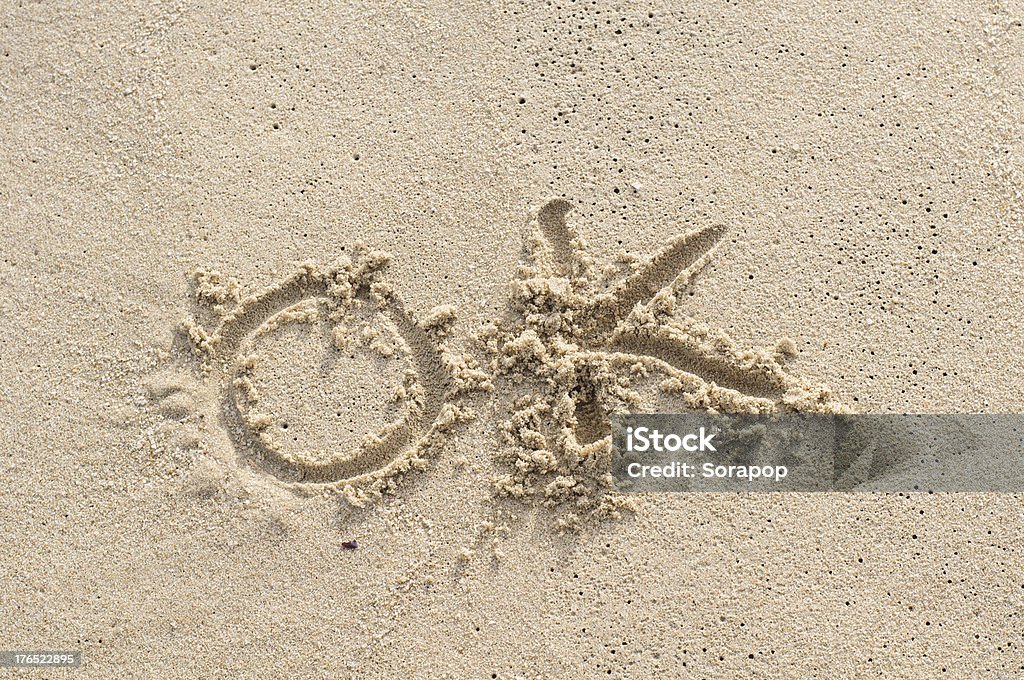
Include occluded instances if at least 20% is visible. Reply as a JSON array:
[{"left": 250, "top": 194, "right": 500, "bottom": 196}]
[{"left": 2, "top": 1, "right": 1023, "bottom": 677}]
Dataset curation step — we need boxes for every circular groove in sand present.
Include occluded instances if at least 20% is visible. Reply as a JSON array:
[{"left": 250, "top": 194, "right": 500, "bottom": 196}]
[{"left": 209, "top": 268, "right": 453, "bottom": 487}]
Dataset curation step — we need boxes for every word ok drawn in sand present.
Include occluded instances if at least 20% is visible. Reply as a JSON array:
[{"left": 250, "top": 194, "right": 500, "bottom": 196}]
[{"left": 150, "top": 201, "right": 838, "bottom": 512}]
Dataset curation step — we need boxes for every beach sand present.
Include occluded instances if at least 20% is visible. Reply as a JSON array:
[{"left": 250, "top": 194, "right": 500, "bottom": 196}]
[{"left": 2, "top": 1, "right": 1023, "bottom": 676}]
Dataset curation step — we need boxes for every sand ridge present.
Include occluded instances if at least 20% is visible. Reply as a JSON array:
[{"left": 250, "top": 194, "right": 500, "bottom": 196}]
[
  {"left": 479, "top": 200, "right": 846, "bottom": 528},
  {"left": 147, "top": 246, "right": 489, "bottom": 506}
]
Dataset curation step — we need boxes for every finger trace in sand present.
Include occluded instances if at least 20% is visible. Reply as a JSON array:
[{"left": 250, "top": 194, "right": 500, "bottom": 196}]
[
  {"left": 484, "top": 199, "right": 843, "bottom": 528},
  {"left": 160, "top": 247, "right": 486, "bottom": 503}
]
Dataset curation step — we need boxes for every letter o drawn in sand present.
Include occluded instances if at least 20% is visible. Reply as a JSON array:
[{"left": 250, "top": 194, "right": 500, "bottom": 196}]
[{"left": 193, "top": 251, "right": 455, "bottom": 491}]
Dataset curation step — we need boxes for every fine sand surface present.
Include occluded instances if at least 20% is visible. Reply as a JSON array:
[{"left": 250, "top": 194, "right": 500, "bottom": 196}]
[{"left": 3, "top": 1, "right": 1024, "bottom": 677}]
